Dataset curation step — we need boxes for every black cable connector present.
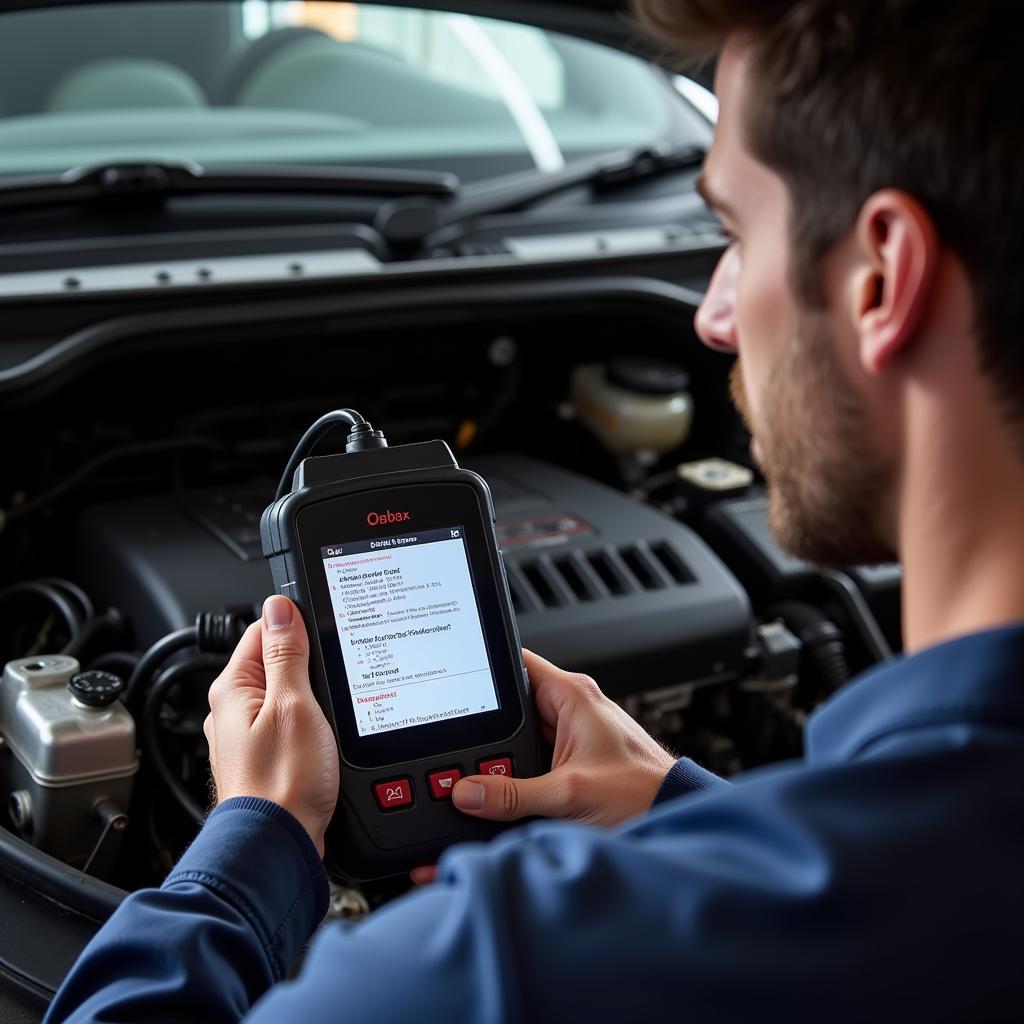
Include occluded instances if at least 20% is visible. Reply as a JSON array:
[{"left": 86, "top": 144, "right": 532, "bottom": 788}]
[
  {"left": 343, "top": 421, "right": 388, "bottom": 453},
  {"left": 195, "top": 611, "right": 248, "bottom": 654},
  {"left": 800, "top": 620, "right": 850, "bottom": 694},
  {"left": 275, "top": 408, "right": 386, "bottom": 500},
  {"left": 769, "top": 601, "right": 852, "bottom": 695}
]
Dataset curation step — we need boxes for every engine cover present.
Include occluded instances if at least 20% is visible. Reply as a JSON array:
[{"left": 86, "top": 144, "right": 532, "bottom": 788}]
[{"left": 77, "top": 456, "right": 752, "bottom": 697}]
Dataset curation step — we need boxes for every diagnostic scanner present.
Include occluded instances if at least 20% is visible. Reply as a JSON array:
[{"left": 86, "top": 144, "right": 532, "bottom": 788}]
[{"left": 261, "top": 416, "right": 542, "bottom": 879}]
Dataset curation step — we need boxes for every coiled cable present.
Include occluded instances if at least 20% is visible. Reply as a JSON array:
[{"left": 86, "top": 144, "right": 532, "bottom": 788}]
[
  {"left": 124, "top": 612, "right": 247, "bottom": 714},
  {"left": 143, "top": 655, "right": 226, "bottom": 827}
]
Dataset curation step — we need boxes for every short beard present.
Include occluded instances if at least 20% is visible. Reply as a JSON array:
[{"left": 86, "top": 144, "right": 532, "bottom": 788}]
[{"left": 730, "top": 314, "right": 896, "bottom": 567}]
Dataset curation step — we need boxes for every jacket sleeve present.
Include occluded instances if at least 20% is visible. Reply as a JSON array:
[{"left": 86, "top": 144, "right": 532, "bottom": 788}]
[
  {"left": 48, "top": 752, "right": 964, "bottom": 1024},
  {"left": 44, "top": 796, "right": 329, "bottom": 1024},
  {"left": 43, "top": 760, "right": 726, "bottom": 1024},
  {"left": 652, "top": 755, "right": 732, "bottom": 803}
]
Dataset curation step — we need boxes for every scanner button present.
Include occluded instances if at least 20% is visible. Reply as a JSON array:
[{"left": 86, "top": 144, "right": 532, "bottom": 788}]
[
  {"left": 477, "top": 756, "right": 513, "bottom": 778},
  {"left": 373, "top": 778, "right": 413, "bottom": 811},
  {"left": 427, "top": 767, "right": 463, "bottom": 800}
]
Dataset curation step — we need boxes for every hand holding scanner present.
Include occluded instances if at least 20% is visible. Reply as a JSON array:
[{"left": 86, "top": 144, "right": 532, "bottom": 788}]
[{"left": 261, "top": 411, "right": 542, "bottom": 879}]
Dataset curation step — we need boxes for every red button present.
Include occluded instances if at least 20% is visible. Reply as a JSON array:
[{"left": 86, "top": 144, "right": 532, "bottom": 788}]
[
  {"left": 373, "top": 778, "right": 413, "bottom": 811},
  {"left": 477, "top": 756, "right": 513, "bottom": 778},
  {"left": 427, "top": 767, "right": 463, "bottom": 800}
]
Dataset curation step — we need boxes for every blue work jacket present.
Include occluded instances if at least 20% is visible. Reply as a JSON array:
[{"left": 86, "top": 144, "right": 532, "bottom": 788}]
[{"left": 45, "top": 622, "right": 1024, "bottom": 1022}]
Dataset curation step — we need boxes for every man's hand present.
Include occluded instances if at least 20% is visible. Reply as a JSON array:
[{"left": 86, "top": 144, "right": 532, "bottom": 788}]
[
  {"left": 205, "top": 595, "right": 339, "bottom": 858},
  {"left": 453, "top": 649, "right": 676, "bottom": 828}
]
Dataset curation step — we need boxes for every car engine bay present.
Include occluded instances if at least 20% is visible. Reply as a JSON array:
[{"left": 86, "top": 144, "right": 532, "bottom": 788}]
[{"left": 0, "top": 185, "right": 901, "bottom": 1021}]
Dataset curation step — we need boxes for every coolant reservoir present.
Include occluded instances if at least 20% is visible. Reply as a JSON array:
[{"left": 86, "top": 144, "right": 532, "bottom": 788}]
[{"left": 571, "top": 358, "right": 693, "bottom": 455}]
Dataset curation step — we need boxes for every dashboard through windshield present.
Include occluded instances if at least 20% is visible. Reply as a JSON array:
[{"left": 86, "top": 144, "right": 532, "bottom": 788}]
[{"left": 0, "top": 2, "right": 708, "bottom": 183}]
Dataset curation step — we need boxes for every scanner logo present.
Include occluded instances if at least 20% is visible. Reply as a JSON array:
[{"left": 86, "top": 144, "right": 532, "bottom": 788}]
[{"left": 367, "top": 510, "right": 411, "bottom": 526}]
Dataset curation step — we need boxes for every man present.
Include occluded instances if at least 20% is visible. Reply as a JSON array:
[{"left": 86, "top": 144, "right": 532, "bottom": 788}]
[{"left": 46, "top": 1, "right": 1024, "bottom": 1020}]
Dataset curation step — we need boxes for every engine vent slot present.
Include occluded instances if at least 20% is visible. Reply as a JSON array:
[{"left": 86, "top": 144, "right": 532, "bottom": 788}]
[
  {"left": 521, "top": 561, "right": 563, "bottom": 608},
  {"left": 586, "top": 549, "right": 632, "bottom": 595},
  {"left": 553, "top": 555, "right": 600, "bottom": 602},
  {"left": 619, "top": 544, "right": 664, "bottom": 590},
  {"left": 650, "top": 541, "right": 694, "bottom": 585}
]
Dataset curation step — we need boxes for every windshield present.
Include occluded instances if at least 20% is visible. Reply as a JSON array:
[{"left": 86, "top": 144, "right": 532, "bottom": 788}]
[{"left": 0, "top": 2, "right": 709, "bottom": 182}]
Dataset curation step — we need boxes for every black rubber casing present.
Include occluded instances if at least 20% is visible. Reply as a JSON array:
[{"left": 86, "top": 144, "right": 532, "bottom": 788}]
[{"left": 261, "top": 440, "right": 542, "bottom": 880}]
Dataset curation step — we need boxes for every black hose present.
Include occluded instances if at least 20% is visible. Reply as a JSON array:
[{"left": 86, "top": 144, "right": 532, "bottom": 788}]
[
  {"left": 35, "top": 577, "right": 95, "bottom": 621},
  {"left": 819, "top": 570, "right": 893, "bottom": 664},
  {"left": 0, "top": 823, "right": 124, "bottom": 926},
  {"left": 124, "top": 613, "right": 247, "bottom": 715},
  {"left": 88, "top": 650, "right": 141, "bottom": 677},
  {"left": 123, "top": 625, "right": 198, "bottom": 714},
  {"left": 0, "top": 580, "right": 83, "bottom": 658},
  {"left": 142, "top": 655, "right": 225, "bottom": 827},
  {"left": 769, "top": 601, "right": 852, "bottom": 694},
  {"left": 62, "top": 606, "right": 127, "bottom": 662}
]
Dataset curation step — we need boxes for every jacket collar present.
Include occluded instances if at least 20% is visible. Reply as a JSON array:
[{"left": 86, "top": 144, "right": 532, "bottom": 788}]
[{"left": 805, "top": 619, "right": 1024, "bottom": 764}]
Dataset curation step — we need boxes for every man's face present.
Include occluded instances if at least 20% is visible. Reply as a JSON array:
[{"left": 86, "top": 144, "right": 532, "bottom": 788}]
[{"left": 695, "top": 42, "right": 896, "bottom": 566}]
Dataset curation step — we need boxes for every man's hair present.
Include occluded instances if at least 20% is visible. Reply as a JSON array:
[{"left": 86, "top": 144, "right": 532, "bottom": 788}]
[{"left": 633, "top": 0, "right": 1024, "bottom": 445}]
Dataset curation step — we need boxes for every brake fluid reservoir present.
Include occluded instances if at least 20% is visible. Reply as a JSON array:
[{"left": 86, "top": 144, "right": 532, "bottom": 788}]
[
  {"left": 0, "top": 655, "right": 137, "bottom": 871},
  {"left": 571, "top": 358, "right": 693, "bottom": 455}
]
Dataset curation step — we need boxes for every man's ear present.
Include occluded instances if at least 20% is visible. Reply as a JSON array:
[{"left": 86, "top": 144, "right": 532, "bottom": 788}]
[{"left": 850, "top": 189, "right": 939, "bottom": 375}]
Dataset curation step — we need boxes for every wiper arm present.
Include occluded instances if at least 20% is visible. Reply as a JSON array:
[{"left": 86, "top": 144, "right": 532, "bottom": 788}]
[
  {"left": 0, "top": 160, "right": 460, "bottom": 214},
  {"left": 376, "top": 142, "right": 706, "bottom": 250}
]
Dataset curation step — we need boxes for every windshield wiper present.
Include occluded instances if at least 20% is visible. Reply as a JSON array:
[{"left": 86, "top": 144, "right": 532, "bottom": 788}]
[
  {"left": 0, "top": 160, "right": 460, "bottom": 214},
  {"left": 375, "top": 142, "right": 706, "bottom": 251}
]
